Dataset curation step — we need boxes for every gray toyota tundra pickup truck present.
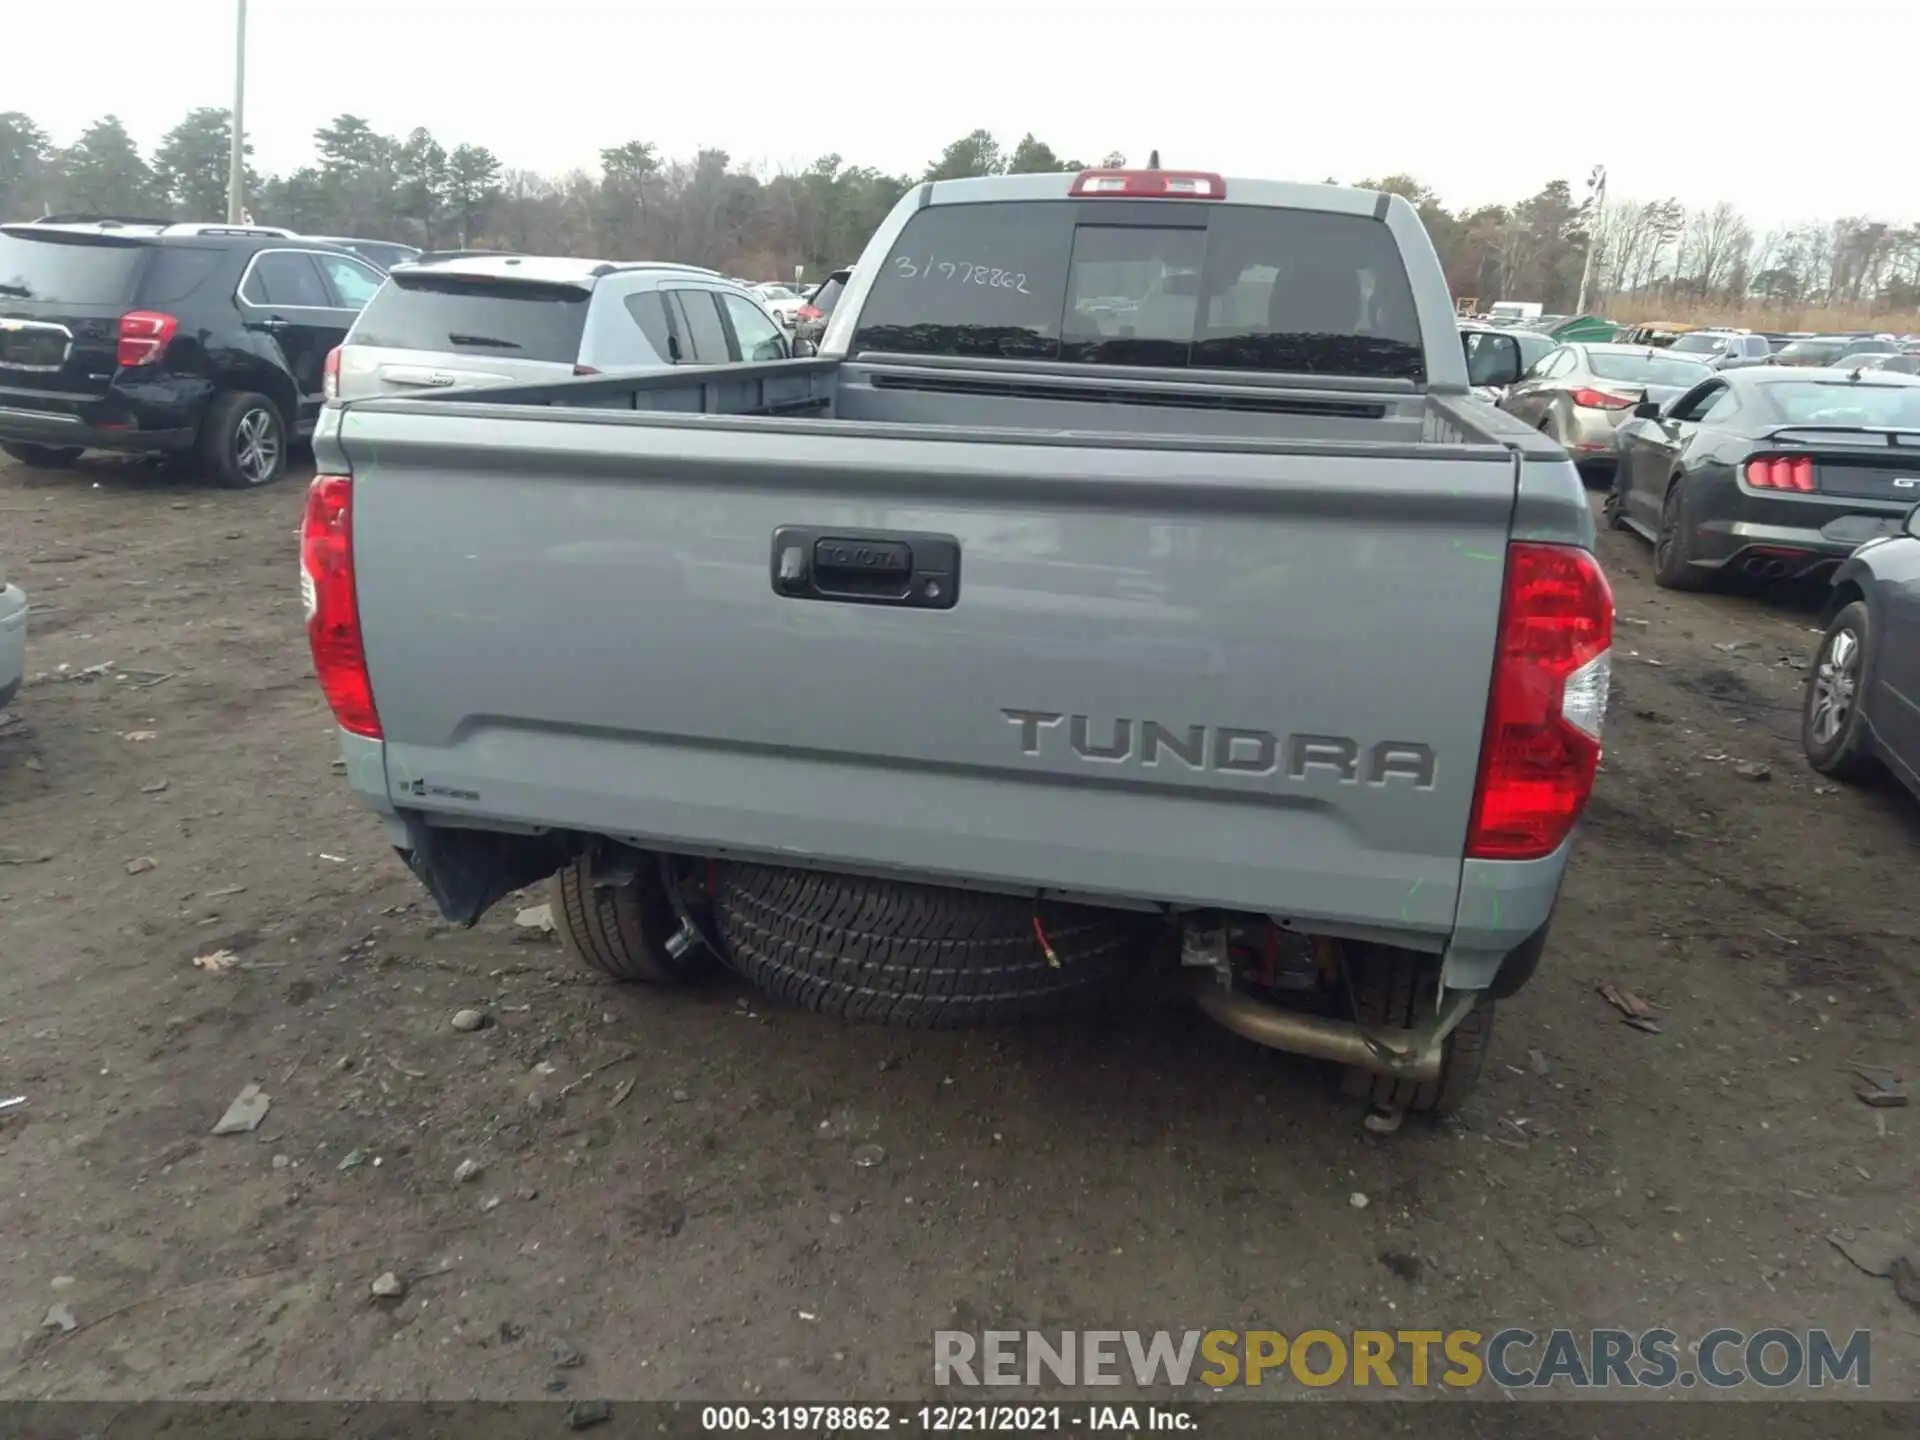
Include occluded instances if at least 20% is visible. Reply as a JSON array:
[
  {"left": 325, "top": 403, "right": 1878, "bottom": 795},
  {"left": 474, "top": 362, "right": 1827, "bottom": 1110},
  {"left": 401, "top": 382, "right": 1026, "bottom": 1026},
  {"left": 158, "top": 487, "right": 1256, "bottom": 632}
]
[{"left": 306, "top": 168, "right": 1613, "bottom": 1114}]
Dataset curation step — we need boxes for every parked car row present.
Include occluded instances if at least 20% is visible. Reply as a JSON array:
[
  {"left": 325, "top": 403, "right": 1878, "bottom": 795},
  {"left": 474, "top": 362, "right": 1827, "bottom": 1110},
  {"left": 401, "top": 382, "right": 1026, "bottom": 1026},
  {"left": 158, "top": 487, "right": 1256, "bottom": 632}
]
[
  {"left": 0, "top": 215, "right": 804, "bottom": 489},
  {"left": 1461, "top": 312, "right": 1920, "bottom": 825}
]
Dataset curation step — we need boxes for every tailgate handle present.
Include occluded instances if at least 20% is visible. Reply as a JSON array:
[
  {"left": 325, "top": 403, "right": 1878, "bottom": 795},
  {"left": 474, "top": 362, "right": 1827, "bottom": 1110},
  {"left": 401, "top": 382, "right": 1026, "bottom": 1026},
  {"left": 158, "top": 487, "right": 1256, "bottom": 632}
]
[{"left": 770, "top": 526, "right": 960, "bottom": 610}]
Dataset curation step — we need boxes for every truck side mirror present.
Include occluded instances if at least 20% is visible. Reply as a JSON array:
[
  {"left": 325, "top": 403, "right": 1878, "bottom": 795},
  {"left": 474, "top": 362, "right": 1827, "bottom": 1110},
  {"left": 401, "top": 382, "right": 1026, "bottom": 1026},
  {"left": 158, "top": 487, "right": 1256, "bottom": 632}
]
[
  {"left": 1465, "top": 333, "right": 1522, "bottom": 388},
  {"left": 789, "top": 337, "right": 817, "bottom": 359},
  {"left": 1632, "top": 400, "right": 1663, "bottom": 421}
]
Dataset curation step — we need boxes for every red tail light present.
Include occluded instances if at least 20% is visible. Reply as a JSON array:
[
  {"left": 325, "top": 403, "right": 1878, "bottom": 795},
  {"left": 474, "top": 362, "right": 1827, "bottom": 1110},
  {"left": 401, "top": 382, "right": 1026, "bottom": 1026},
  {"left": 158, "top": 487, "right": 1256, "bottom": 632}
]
[
  {"left": 322, "top": 345, "right": 341, "bottom": 404},
  {"left": 1070, "top": 169, "right": 1227, "bottom": 200},
  {"left": 1466, "top": 544, "right": 1614, "bottom": 861},
  {"left": 572, "top": 363, "right": 600, "bottom": 376},
  {"left": 300, "top": 475, "right": 381, "bottom": 739},
  {"left": 117, "top": 310, "right": 178, "bottom": 367},
  {"left": 1568, "top": 386, "right": 1633, "bottom": 411},
  {"left": 796, "top": 304, "right": 822, "bottom": 321},
  {"left": 1744, "top": 456, "right": 1814, "bottom": 492}
]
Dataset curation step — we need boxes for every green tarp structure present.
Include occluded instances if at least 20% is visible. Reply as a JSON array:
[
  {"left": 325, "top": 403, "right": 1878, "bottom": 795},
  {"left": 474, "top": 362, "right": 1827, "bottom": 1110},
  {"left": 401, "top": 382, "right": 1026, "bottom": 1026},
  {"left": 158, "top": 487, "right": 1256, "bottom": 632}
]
[{"left": 1548, "top": 314, "right": 1621, "bottom": 343}]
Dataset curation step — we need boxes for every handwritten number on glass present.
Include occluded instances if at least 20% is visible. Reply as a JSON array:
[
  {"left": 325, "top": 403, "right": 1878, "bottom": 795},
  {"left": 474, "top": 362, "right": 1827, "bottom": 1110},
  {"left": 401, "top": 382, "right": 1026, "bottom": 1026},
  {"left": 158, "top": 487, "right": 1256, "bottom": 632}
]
[{"left": 890, "top": 254, "right": 1029, "bottom": 293}]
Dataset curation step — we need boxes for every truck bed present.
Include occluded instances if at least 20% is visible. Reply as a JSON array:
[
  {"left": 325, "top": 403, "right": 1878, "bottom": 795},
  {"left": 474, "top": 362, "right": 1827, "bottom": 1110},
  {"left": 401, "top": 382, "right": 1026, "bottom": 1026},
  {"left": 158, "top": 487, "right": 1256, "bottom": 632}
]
[
  {"left": 321, "top": 357, "right": 1577, "bottom": 946},
  {"left": 424, "top": 351, "right": 1526, "bottom": 447}
]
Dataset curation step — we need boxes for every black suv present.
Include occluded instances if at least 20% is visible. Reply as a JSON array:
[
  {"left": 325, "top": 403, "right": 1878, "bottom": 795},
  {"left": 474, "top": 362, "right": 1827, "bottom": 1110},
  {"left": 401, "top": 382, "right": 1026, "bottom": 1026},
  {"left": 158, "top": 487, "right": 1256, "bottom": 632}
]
[
  {"left": 793, "top": 265, "right": 853, "bottom": 347},
  {"left": 0, "top": 221, "right": 386, "bottom": 486}
]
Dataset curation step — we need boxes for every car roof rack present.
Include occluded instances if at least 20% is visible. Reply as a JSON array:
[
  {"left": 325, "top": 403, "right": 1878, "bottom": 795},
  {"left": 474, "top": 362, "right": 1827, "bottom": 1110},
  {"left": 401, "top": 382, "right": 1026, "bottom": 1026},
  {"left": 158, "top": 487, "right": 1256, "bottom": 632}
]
[
  {"left": 410, "top": 248, "right": 523, "bottom": 263},
  {"left": 31, "top": 212, "right": 176, "bottom": 228},
  {"left": 589, "top": 260, "right": 722, "bottom": 278},
  {"left": 160, "top": 223, "right": 298, "bottom": 239}
]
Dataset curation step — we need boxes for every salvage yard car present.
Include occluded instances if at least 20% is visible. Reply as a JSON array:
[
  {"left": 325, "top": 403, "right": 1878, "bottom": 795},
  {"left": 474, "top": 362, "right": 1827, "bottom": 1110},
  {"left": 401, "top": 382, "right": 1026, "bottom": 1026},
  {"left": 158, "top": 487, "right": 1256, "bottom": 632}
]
[
  {"left": 1498, "top": 342, "right": 1711, "bottom": 483},
  {"left": 1804, "top": 501, "right": 1920, "bottom": 799},
  {"left": 305, "top": 169, "right": 1614, "bottom": 1115},
  {"left": 0, "top": 220, "right": 384, "bottom": 485},
  {"left": 326, "top": 256, "right": 806, "bottom": 402},
  {"left": 1606, "top": 366, "right": 1920, "bottom": 589}
]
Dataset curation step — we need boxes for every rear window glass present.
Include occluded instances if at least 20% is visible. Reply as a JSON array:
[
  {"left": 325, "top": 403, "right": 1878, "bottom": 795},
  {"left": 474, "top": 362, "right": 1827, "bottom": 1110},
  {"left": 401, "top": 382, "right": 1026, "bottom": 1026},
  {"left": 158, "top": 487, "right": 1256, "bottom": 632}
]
[
  {"left": 347, "top": 275, "right": 591, "bottom": 362},
  {"left": 851, "top": 200, "right": 1424, "bottom": 380},
  {"left": 139, "top": 247, "right": 225, "bottom": 304},
  {"left": 0, "top": 232, "right": 148, "bottom": 303},
  {"left": 1778, "top": 340, "right": 1844, "bottom": 362},
  {"left": 1763, "top": 381, "right": 1920, "bottom": 428},
  {"left": 812, "top": 272, "right": 850, "bottom": 316},
  {"left": 1587, "top": 353, "right": 1714, "bottom": 387},
  {"left": 623, "top": 293, "right": 678, "bottom": 362}
]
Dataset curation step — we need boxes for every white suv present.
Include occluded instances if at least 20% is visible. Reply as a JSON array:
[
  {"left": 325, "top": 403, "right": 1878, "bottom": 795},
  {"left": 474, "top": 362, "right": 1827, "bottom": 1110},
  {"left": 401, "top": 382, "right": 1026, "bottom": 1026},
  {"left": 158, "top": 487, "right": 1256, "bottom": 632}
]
[{"left": 327, "top": 255, "right": 806, "bottom": 403}]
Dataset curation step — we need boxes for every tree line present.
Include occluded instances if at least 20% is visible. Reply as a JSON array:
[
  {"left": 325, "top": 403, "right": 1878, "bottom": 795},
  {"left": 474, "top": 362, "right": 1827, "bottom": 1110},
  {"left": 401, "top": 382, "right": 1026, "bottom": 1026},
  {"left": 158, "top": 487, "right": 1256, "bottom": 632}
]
[{"left": 4, "top": 109, "right": 1917, "bottom": 319}]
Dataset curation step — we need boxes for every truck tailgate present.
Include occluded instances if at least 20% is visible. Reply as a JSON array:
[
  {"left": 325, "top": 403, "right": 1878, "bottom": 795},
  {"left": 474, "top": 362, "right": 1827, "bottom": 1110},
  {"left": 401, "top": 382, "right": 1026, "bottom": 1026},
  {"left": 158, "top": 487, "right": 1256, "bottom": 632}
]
[{"left": 336, "top": 407, "right": 1517, "bottom": 936}]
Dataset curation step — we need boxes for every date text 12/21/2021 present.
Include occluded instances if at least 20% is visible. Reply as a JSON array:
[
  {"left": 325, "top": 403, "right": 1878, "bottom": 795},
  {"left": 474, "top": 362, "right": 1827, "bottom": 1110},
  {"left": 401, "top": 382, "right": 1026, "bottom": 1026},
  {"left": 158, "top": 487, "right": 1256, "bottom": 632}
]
[
  {"left": 889, "top": 254, "right": 1033, "bottom": 292},
  {"left": 699, "top": 1405, "right": 1193, "bottom": 1431}
]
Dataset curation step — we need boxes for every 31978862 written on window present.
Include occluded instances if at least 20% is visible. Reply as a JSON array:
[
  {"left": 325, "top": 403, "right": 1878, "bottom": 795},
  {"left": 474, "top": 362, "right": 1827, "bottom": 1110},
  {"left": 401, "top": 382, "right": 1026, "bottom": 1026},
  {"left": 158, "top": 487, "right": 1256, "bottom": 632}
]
[{"left": 888, "top": 253, "right": 1033, "bottom": 293}]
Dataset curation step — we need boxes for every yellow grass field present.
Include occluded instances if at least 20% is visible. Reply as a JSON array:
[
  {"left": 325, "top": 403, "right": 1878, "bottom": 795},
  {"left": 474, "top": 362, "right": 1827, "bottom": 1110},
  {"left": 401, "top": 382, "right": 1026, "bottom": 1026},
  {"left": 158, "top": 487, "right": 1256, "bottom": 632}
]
[{"left": 1613, "top": 302, "right": 1920, "bottom": 334}]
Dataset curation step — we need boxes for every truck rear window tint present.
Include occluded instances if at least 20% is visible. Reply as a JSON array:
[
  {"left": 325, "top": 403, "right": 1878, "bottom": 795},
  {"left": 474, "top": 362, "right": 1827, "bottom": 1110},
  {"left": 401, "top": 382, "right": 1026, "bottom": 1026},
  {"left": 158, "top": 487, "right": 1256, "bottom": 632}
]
[
  {"left": 348, "top": 275, "right": 591, "bottom": 362},
  {"left": 852, "top": 200, "right": 1425, "bottom": 381},
  {"left": 0, "top": 232, "right": 148, "bottom": 304}
]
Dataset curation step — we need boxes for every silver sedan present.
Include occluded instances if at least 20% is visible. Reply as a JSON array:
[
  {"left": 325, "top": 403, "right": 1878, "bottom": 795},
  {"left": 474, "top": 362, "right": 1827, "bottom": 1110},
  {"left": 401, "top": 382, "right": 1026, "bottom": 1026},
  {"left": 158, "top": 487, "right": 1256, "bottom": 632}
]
[{"left": 1498, "top": 343, "right": 1714, "bottom": 484}]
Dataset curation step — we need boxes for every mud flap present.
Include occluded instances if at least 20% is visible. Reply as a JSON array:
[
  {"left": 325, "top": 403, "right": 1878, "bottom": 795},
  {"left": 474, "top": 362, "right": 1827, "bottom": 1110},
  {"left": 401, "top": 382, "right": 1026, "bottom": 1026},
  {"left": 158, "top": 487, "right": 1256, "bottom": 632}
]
[{"left": 397, "top": 812, "right": 568, "bottom": 927}]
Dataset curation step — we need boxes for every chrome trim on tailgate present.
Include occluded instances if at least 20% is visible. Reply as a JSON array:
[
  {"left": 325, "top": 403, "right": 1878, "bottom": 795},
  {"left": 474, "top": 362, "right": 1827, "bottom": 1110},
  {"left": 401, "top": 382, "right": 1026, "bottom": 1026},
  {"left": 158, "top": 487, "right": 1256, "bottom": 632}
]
[{"left": 0, "top": 318, "right": 75, "bottom": 373}]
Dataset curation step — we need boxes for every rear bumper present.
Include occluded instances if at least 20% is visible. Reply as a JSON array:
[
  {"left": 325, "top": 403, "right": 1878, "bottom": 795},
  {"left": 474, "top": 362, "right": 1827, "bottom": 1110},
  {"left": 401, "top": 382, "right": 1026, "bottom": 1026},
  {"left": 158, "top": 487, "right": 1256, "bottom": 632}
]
[
  {"left": 0, "top": 583, "right": 26, "bottom": 710},
  {"left": 1563, "top": 409, "right": 1630, "bottom": 467},
  {"left": 0, "top": 383, "right": 202, "bottom": 454},
  {"left": 1686, "top": 480, "right": 1907, "bottom": 577}
]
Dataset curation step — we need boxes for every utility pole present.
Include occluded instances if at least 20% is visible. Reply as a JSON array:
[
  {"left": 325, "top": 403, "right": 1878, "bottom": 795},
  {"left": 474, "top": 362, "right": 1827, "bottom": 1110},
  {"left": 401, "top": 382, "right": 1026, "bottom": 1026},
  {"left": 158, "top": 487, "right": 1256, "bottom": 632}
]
[
  {"left": 1575, "top": 163, "right": 1607, "bottom": 316},
  {"left": 227, "top": 0, "right": 248, "bottom": 223}
]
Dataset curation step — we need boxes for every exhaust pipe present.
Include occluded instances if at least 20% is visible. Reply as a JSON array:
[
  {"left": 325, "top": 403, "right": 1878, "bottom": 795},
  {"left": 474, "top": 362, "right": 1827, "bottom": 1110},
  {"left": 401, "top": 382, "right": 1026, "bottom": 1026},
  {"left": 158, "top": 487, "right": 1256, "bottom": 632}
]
[{"left": 1190, "top": 975, "right": 1457, "bottom": 1081}]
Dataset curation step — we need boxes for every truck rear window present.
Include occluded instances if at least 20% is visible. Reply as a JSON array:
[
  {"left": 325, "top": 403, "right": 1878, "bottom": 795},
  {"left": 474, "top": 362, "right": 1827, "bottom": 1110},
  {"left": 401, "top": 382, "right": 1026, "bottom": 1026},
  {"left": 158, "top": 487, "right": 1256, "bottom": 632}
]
[
  {"left": 348, "top": 274, "right": 591, "bottom": 362},
  {"left": 0, "top": 231, "right": 149, "bottom": 304},
  {"left": 851, "top": 200, "right": 1425, "bottom": 381}
]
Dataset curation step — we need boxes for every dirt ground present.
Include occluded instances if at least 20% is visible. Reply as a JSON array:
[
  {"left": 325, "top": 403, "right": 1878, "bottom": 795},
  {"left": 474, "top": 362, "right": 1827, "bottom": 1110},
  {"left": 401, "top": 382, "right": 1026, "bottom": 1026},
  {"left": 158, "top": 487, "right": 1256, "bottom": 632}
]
[{"left": 0, "top": 452, "right": 1915, "bottom": 1407}]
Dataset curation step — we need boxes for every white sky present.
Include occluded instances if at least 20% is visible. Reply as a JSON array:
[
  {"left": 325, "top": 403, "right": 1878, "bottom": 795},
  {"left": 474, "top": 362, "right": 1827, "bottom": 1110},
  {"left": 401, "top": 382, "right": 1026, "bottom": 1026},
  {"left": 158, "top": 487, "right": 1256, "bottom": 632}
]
[{"left": 11, "top": 0, "right": 1918, "bottom": 228}]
